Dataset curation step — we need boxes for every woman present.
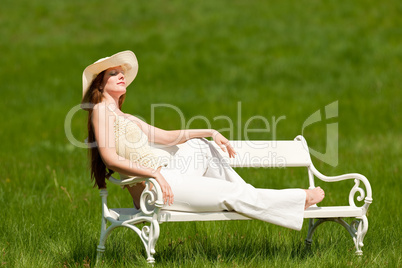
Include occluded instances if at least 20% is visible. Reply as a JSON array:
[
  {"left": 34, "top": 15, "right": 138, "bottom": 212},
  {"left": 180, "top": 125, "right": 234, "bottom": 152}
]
[{"left": 81, "top": 51, "right": 324, "bottom": 231}]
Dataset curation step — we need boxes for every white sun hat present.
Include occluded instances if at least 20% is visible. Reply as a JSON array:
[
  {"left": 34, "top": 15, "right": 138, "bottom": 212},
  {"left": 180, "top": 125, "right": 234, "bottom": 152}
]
[{"left": 82, "top": 50, "right": 138, "bottom": 99}]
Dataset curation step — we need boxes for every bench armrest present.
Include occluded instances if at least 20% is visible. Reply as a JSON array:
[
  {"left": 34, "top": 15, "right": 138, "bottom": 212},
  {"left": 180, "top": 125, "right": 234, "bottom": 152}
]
[
  {"left": 107, "top": 175, "right": 164, "bottom": 215},
  {"left": 309, "top": 165, "right": 373, "bottom": 214}
]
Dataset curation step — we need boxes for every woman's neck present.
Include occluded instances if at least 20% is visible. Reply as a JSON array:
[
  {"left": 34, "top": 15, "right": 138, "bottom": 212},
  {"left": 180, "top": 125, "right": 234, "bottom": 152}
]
[{"left": 102, "top": 93, "right": 120, "bottom": 107}]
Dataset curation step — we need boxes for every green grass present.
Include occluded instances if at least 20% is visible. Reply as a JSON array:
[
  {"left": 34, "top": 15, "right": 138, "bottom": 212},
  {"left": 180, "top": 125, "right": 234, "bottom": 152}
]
[{"left": 0, "top": 0, "right": 401, "bottom": 267}]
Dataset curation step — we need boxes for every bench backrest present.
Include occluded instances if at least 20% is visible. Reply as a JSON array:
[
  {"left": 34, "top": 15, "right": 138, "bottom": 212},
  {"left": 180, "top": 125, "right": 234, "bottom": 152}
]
[
  {"left": 153, "top": 138, "right": 312, "bottom": 168},
  {"left": 210, "top": 140, "right": 312, "bottom": 168}
]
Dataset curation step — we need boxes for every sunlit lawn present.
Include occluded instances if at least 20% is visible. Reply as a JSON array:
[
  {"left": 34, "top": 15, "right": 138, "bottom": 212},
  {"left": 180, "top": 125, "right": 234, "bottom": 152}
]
[{"left": 0, "top": 0, "right": 400, "bottom": 267}]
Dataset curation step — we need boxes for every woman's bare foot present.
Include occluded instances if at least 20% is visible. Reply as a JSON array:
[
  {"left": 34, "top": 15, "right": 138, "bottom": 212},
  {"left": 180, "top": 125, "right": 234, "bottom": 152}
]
[{"left": 304, "top": 187, "right": 325, "bottom": 209}]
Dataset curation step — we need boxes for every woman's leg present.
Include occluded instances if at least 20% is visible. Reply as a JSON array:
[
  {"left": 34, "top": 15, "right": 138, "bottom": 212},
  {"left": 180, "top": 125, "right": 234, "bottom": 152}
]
[
  {"left": 160, "top": 138, "right": 325, "bottom": 230},
  {"left": 161, "top": 168, "right": 307, "bottom": 231},
  {"left": 126, "top": 183, "right": 145, "bottom": 209},
  {"left": 164, "top": 138, "right": 210, "bottom": 177},
  {"left": 172, "top": 138, "right": 246, "bottom": 184},
  {"left": 304, "top": 187, "right": 325, "bottom": 209}
]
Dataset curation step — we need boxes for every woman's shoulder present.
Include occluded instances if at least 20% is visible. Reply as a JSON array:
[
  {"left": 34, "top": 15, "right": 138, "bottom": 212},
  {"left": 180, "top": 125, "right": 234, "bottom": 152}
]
[
  {"left": 93, "top": 102, "right": 108, "bottom": 111},
  {"left": 93, "top": 102, "right": 118, "bottom": 114},
  {"left": 91, "top": 103, "right": 117, "bottom": 123}
]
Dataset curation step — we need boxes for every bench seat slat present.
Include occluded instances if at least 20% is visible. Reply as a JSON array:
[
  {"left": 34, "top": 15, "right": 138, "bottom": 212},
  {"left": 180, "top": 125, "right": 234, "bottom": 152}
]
[
  {"left": 210, "top": 140, "right": 312, "bottom": 167},
  {"left": 111, "top": 206, "right": 363, "bottom": 223},
  {"left": 303, "top": 206, "right": 363, "bottom": 218},
  {"left": 158, "top": 211, "right": 250, "bottom": 222}
]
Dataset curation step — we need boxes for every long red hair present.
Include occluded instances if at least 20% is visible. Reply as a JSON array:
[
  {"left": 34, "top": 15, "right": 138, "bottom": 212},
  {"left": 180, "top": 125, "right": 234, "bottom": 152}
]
[{"left": 82, "top": 70, "right": 126, "bottom": 188}]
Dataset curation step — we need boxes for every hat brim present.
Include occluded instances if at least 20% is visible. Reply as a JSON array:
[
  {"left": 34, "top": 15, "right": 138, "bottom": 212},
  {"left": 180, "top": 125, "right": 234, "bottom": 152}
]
[{"left": 82, "top": 50, "right": 138, "bottom": 99}]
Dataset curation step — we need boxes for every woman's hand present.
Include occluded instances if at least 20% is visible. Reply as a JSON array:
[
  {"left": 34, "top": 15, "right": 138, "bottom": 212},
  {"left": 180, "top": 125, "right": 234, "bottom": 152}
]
[
  {"left": 212, "top": 131, "right": 237, "bottom": 158},
  {"left": 153, "top": 168, "right": 174, "bottom": 206}
]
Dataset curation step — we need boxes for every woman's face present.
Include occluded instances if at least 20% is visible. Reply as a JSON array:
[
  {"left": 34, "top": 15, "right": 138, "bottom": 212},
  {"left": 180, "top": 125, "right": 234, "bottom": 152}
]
[{"left": 101, "top": 66, "right": 127, "bottom": 97}]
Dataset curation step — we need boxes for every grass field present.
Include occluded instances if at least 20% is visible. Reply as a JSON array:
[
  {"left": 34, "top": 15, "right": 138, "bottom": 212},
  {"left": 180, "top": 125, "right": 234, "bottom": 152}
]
[{"left": 0, "top": 0, "right": 401, "bottom": 267}]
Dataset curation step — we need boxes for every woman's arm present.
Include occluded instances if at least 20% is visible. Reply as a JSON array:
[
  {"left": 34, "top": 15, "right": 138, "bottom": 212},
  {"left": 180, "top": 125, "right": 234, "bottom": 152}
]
[
  {"left": 92, "top": 103, "right": 174, "bottom": 205},
  {"left": 165, "top": 129, "right": 237, "bottom": 158},
  {"left": 127, "top": 114, "right": 236, "bottom": 158}
]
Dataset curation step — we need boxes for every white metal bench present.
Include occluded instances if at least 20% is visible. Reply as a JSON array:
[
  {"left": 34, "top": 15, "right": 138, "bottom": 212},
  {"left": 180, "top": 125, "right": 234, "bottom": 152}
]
[{"left": 95, "top": 135, "right": 373, "bottom": 264}]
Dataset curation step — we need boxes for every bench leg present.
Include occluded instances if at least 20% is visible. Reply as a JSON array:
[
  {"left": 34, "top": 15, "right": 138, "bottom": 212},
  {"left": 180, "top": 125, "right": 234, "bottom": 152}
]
[
  {"left": 96, "top": 217, "right": 107, "bottom": 264},
  {"left": 142, "top": 219, "right": 160, "bottom": 264},
  {"left": 305, "top": 218, "right": 315, "bottom": 250},
  {"left": 122, "top": 219, "right": 160, "bottom": 264},
  {"left": 305, "top": 216, "right": 368, "bottom": 255},
  {"left": 352, "top": 215, "right": 368, "bottom": 255},
  {"left": 96, "top": 189, "right": 114, "bottom": 265},
  {"left": 96, "top": 219, "right": 118, "bottom": 265},
  {"left": 95, "top": 189, "right": 162, "bottom": 264},
  {"left": 95, "top": 219, "right": 160, "bottom": 264}
]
